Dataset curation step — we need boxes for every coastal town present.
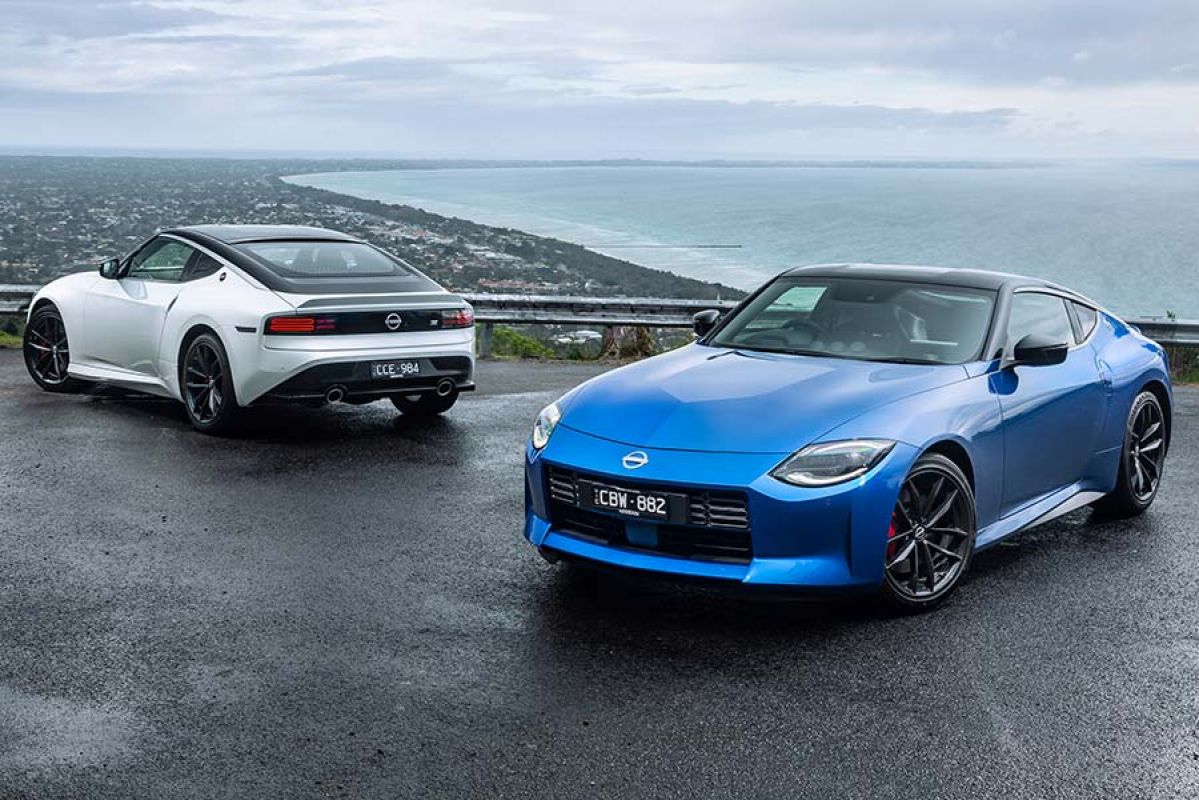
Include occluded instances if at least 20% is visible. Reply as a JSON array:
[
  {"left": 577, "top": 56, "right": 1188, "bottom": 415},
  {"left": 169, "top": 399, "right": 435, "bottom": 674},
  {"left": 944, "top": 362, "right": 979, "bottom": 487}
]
[{"left": 0, "top": 156, "right": 740, "bottom": 301}]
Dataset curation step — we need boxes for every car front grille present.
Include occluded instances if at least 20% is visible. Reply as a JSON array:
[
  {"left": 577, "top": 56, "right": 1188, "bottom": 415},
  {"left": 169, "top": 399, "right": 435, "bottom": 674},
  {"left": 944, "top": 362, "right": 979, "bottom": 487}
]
[{"left": 545, "top": 465, "right": 752, "bottom": 563}]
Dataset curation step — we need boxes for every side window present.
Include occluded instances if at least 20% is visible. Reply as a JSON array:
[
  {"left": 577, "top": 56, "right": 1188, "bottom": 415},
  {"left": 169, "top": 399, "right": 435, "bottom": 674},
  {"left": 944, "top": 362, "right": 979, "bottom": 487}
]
[
  {"left": 1071, "top": 302, "right": 1098, "bottom": 343},
  {"left": 1006, "top": 292, "right": 1073, "bottom": 351},
  {"left": 183, "top": 253, "right": 222, "bottom": 282},
  {"left": 127, "top": 238, "right": 195, "bottom": 282}
]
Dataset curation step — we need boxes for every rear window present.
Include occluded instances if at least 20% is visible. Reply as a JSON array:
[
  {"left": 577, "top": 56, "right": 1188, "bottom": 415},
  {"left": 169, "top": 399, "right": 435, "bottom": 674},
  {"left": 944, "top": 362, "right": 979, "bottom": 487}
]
[{"left": 239, "top": 241, "right": 418, "bottom": 279}]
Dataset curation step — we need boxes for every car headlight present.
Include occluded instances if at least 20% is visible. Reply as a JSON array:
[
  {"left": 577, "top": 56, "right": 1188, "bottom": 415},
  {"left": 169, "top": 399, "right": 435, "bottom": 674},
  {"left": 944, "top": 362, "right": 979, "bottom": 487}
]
[
  {"left": 531, "top": 402, "right": 562, "bottom": 450},
  {"left": 770, "top": 439, "right": 895, "bottom": 486}
]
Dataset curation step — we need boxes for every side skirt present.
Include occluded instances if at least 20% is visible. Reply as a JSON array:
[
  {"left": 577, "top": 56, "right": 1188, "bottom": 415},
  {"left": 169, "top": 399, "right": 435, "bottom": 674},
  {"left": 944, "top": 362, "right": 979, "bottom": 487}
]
[
  {"left": 68, "top": 361, "right": 174, "bottom": 398},
  {"left": 976, "top": 484, "right": 1107, "bottom": 550}
]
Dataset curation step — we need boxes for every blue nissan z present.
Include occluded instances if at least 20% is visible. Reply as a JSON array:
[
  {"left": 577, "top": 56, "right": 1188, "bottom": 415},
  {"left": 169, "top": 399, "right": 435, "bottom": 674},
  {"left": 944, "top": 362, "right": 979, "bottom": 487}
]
[{"left": 524, "top": 264, "right": 1173, "bottom": 610}]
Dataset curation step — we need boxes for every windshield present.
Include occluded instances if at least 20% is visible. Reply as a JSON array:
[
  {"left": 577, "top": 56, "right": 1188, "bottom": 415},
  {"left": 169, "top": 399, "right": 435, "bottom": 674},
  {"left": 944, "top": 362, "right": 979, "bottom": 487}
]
[{"left": 709, "top": 277, "right": 996, "bottom": 365}]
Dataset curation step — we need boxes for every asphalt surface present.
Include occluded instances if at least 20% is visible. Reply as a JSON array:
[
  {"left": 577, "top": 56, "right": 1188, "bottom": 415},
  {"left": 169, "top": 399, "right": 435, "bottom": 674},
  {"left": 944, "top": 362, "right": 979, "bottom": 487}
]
[{"left": 0, "top": 347, "right": 1197, "bottom": 799}]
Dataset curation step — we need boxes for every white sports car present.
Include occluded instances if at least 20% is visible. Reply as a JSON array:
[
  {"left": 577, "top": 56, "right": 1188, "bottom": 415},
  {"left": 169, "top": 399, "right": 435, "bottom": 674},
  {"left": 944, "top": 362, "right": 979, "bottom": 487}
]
[{"left": 23, "top": 225, "right": 476, "bottom": 433}]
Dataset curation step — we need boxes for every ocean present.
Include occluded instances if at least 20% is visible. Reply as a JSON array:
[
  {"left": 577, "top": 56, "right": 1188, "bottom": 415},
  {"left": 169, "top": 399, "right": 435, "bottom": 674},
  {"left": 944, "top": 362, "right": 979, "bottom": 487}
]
[{"left": 285, "top": 163, "right": 1199, "bottom": 317}]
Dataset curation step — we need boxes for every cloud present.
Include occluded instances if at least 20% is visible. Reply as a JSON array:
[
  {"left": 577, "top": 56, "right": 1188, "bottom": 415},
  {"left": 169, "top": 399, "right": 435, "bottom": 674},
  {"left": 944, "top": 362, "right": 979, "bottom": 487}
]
[
  {"left": 0, "top": 0, "right": 1195, "bottom": 157},
  {"left": 283, "top": 57, "right": 464, "bottom": 82},
  {"left": 3, "top": 0, "right": 227, "bottom": 41},
  {"left": 522, "top": 0, "right": 1199, "bottom": 87}
]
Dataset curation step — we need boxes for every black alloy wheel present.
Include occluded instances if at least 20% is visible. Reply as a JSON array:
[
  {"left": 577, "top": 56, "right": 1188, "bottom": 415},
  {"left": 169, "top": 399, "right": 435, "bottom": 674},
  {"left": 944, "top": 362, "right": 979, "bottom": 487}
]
[
  {"left": 182, "top": 334, "right": 239, "bottom": 434},
  {"left": 1093, "top": 391, "right": 1166, "bottom": 517},
  {"left": 23, "top": 306, "right": 87, "bottom": 392},
  {"left": 881, "top": 452, "right": 976, "bottom": 611}
]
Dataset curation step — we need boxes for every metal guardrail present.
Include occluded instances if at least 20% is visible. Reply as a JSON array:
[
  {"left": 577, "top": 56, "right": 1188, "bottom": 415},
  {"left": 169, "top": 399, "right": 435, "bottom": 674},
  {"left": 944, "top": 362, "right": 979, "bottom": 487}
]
[
  {"left": 461, "top": 293, "right": 739, "bottom": 354},
  {"left": 1129, "top": 318, "right": 1199, "bottom": 346},
  {"left": 0, "top": 284, "right": 36, "bottom": 315},
  {"left": 3, "top": 284, "right": 1198, "bottom": 353}
]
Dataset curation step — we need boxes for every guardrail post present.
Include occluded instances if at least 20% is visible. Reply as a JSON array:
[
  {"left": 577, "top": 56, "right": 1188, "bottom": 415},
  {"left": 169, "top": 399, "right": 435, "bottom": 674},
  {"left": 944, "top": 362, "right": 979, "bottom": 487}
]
[
  {"left": 601, "top": 325, "right": 617, "bottom": 359},
  {"left": 479, "top": 322, "right": 493, "bottom": 358}
]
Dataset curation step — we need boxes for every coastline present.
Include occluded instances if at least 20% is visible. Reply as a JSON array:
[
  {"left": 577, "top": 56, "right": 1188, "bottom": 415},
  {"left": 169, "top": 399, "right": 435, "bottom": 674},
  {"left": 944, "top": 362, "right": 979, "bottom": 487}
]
[
  {"left": 272, "top": 173, "right": 747, "bottom": 300},
  {"left": 281, "top": 170, "right": 759, "bottom": 292},
  {"left": 5, "top": 155, "right": 1199, "bottom": 316}
]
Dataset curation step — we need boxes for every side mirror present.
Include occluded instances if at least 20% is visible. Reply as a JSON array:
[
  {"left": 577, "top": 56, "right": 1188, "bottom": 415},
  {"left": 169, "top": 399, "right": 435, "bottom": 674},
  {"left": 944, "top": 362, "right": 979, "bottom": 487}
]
[
  {"left": 98, "top": 257, "right": 122, "bottom": 279},
  {"left": 1010, "top": 333, "right": 1068, "bottom": 367},
  {"left": 692, "top": 309, "right": 721, "bottom": 337}
]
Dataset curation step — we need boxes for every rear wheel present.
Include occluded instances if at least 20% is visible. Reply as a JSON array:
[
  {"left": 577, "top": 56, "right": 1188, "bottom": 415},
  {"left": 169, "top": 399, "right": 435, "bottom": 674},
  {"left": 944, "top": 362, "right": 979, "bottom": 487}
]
[
  {"left": 23, "top": 306, "right": 88, "bottom": 393},
  {"left": 1092, "top": 391, "right": 1166, "bottom": 518},
  {"left": 390, "top": 389, "right": 459, "bottom": 417},
  {"left": 181, "top": 334, "right": 239, "bottom": 435},
  {"left": 880, "top": 452, "right": 976, "bottom": 612}
]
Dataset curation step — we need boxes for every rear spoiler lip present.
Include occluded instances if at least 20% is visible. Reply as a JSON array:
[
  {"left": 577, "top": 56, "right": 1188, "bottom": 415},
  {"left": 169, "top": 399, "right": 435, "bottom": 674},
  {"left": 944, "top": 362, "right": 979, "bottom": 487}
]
[{"left": 282, "top": 291, "right": 469, "bottom": 312}]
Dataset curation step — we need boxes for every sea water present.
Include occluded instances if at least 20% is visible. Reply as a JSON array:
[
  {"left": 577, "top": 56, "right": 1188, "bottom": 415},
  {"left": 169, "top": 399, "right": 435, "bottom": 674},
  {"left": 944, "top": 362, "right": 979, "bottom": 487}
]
[{"left": 287, "top": 163, "right": 1199, "bottom": 317}]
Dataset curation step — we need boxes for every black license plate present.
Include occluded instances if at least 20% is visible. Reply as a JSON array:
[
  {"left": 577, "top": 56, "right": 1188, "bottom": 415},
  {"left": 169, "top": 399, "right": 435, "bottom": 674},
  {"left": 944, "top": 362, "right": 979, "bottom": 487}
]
[
  {"left": 370, "top": 359, "right": 422, "bottom": 379},
  {"left": 578, "top": 480, "right": 684, "bottom": 522}
]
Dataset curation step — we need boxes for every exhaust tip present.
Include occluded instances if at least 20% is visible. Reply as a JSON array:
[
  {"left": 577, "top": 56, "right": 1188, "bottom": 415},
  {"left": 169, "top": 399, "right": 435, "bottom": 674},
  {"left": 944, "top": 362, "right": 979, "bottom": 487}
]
[
  {"left": 436, "top": 379, "right": 455, "bottom": 398},
  {"left": 325, "top": 385, "right": 347, "bottom": 404}
]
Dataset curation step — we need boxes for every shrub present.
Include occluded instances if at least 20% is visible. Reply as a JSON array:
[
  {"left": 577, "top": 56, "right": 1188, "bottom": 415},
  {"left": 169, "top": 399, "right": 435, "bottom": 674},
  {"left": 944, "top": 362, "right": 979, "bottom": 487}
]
[
  {"left": 1164, "top": 343, "right": 1199, "bottom": 383},
  {"left": 492, "top": 326, "right": 555, "bottom": 359},
  {"left": 601, "top": 326, "right": 658, "bottom": 360}
]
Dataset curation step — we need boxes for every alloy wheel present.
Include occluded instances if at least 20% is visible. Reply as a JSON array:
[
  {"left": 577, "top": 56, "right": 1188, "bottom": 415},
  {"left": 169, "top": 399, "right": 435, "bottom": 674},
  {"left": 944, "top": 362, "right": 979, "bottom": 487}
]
[
  {"left": 25, "top": 312, "right": 71, "bottom": 384},
  {"left": 184, "top": 341, "right": 225, "bottom": 424},
  {"left": 1128, "top": 399, "right": 1165, "bottom": 502},
  {"left": 884, "top": 466, "right": 973, "bottom": 601}
]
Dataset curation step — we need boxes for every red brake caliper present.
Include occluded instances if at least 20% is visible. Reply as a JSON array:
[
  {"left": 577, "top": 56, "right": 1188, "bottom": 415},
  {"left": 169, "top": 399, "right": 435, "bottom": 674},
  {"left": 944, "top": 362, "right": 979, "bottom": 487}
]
[{"left": 886, "top": 511, "right": 899, "bottom": 560}]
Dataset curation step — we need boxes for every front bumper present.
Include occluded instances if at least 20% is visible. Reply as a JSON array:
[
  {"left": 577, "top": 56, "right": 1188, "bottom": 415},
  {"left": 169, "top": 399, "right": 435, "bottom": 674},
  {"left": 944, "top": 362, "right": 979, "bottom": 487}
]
[{"left": 524, "top": 425, "right": 916, "bottom": 590}]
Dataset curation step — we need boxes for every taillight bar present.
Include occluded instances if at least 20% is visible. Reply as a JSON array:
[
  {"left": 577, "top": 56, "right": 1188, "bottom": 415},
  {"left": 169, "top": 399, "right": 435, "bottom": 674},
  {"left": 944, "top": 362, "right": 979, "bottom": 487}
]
[
  {"left": 440, "top": 307, "right": 474, "bottom": 329},
  {"left": 266, "top": 316, "right": 337, "bottom": 334},
  {"left": 264, "top": 308, "right": 473, "bottom": 335}
]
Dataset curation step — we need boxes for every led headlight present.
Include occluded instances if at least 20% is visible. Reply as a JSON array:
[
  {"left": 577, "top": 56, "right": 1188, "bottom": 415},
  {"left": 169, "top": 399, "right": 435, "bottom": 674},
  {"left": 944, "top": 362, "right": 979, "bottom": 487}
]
[
  {"left": 531, "top": 401, "right": 562, "bottom": 450},
  {"left": 770, "top": 439, "right": 895, "bottom": 487}
]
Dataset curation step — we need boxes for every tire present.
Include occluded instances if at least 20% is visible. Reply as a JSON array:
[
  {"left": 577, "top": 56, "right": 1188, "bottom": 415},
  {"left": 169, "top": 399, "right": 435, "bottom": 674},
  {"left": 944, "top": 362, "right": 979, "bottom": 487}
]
[
  {"left": 180, "top": 333, "right": 240, "bottom": 435},
  {"left": 23, "top": 305, "right": 88, "bottom": 393},
  {"left": 1092, "top": 391, "right": 1166, "bottom": 518},
  {"left": 390, "top": 388, "right": 459, "bottom": 417},
  {"left": 879, "top": 452, "right": 976, "bottom": 613}
]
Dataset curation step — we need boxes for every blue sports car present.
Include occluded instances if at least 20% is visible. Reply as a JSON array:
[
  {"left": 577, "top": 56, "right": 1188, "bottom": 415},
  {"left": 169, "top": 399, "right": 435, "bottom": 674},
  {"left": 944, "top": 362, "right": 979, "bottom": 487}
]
[{"left": 523, "top": 264, "right": 1173, "bottom": 610}]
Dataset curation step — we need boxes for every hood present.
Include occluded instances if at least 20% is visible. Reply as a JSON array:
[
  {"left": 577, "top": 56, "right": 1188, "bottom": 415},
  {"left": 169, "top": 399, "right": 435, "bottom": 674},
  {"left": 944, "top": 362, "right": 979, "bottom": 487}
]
[{"left": 561, "top": 345, "right": 966, "bottom": 454}]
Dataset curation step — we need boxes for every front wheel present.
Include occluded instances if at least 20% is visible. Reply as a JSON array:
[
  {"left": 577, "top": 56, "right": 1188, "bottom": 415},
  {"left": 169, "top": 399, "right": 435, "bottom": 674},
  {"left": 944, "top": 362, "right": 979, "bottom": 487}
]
[
  {"left": 23, "top": 306, "right": 88, "bottom": 393},
  {"left": 181, "top": 334, "right": 239, "bottom": 435},
  {"left": 880, "top": 452, "right": 976, "bottom": 612},
  {"left": 390, "top": 388, "right": 459, "bottom": 417},
  {"left": 1092, "top": 391, "right": 1166, "bottom": 518}
]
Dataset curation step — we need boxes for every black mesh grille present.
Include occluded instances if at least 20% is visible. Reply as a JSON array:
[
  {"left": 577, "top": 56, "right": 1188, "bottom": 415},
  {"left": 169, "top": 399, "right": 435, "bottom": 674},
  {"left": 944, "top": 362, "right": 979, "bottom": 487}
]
[{"left": 545, "top": 466, "right": 752, "bottom": 563}]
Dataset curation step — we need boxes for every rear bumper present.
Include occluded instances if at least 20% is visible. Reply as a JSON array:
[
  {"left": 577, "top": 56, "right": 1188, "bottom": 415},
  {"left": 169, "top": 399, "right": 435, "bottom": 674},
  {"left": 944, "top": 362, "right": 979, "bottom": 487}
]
[
  {"left": 254, "top": 355, "right": 474, "bottom": 403},
  {"left": 228, "top": 329, "right": 476, "bottom": 404}
]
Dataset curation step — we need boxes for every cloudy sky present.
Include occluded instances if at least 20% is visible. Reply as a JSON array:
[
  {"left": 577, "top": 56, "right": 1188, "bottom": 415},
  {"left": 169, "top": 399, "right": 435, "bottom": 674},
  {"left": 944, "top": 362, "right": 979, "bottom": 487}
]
[{"left": 2, "top": 0, "right": 1198, "bottom": 159}]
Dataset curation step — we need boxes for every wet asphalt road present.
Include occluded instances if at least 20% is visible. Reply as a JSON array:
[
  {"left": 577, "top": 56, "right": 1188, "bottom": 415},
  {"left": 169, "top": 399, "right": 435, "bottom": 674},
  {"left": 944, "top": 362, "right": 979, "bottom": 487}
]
[{"left": 0, "top": 347, "right": 1197, "bottom": 799}]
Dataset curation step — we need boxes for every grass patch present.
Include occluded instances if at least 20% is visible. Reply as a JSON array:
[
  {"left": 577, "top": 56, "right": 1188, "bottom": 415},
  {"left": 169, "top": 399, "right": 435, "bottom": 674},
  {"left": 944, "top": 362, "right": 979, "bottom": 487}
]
[
  {"left": 0, "top": 331, "right": 21, "bottom": 349},
  {"left": 1174, "top": 366, "right": 1199, "bottom": 385},
  {"left": 1164, "top": 344, "right": 1199, "bottom": 385}
]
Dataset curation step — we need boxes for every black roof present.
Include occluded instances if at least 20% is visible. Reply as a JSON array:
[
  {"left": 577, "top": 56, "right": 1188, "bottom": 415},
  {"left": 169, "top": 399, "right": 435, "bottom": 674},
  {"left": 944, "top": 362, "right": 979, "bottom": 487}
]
[
  {"left": 781, "top": 263, "right": 1063, "bottom": 293},
  {"left": 159, "top": 224, "right": 444, "bottom": 296},
  {"left": 169, "top": 224, "right": 358, "bottom": 244}
]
